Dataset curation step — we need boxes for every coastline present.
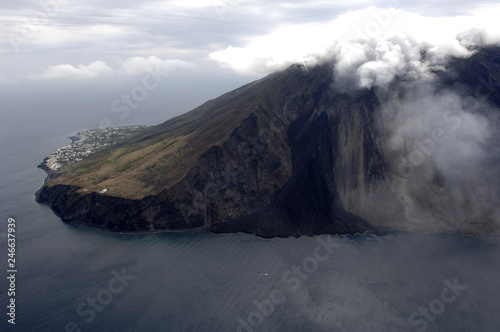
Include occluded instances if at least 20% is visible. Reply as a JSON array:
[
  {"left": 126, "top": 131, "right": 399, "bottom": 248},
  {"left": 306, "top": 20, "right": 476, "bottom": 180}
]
[
  {"left": 34, "top": 125, "right": 151, "bottom": 211},
  {"left": 37, "top": 125, "right": 150, "bottom": 173}
]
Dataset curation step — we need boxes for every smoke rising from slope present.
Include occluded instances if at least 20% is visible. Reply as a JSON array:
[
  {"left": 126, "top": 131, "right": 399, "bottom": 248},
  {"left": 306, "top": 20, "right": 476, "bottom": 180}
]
[
  {"left": 210, "top": 6, "right": 500, "bottom": 232},
  {"left": 379, "top": 82, "right": 499, "bottom": 178}
]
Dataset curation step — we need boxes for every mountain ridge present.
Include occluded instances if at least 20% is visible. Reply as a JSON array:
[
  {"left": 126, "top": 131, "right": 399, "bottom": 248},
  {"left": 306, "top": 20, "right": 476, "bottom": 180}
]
[{"left": 36, "top": 47, "right": 500, "bottom": 237}]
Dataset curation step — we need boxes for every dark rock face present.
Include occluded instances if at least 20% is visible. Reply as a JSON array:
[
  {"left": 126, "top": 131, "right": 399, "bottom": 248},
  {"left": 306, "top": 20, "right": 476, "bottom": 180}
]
[{"left": 36, "top": 47, "right": 500, "bottom": 237}]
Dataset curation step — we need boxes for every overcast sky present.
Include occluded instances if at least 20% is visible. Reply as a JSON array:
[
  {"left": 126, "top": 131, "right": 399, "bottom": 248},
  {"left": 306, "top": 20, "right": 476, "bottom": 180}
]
[
  {"left": 1, "top": 0, "right": 499, "bottom": 129},
  {"left": 1, "top": 0, "right": 499, "bottom": 80}
]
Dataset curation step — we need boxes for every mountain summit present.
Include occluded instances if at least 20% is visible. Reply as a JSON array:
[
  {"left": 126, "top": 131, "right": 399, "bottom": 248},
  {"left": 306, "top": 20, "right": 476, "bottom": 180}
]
[{"left": 36, "top": 47, "right": 500, "bottom": 237}]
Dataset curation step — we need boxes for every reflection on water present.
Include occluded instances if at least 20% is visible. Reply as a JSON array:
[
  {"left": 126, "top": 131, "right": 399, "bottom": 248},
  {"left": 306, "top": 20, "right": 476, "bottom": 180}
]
[{"left": 3, "top": 207, "right": 500, "bottom": 332}]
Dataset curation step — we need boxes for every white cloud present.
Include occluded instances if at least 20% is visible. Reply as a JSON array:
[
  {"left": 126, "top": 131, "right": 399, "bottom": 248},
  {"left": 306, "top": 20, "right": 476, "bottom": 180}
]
[
  {"left": 208, "top": 21, "right": 337, "bottom": 75},
  {"left": 3, "top": 1, "right": 499, "bottom": 80},
  {"left": 29, "top": 57, "right": 195, "bottom": 80},
  {"left": 208, "top": 6, "right": 500, "bottom": 78},
  {"left": 32, "top": 61, "right": 114, "bottom": 80},
  {"left": 120, "top": 56, "right": 195, "bottom": 76}
]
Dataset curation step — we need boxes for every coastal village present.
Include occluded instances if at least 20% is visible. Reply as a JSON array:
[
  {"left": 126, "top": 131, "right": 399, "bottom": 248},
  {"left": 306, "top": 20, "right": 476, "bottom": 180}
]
[{"left": 39, "top": 125, "right": 149, "bottom": 172}]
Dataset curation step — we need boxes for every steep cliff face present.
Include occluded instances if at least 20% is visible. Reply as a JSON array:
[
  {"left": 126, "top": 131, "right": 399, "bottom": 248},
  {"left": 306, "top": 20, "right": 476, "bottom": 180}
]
[{"left": 36, "top": 47, "right": 500, "bottom": 237}]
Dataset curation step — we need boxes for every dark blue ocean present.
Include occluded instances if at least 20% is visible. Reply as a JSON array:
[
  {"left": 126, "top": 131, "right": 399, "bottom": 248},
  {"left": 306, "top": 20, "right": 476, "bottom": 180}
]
[{"left": 1, "top": 79, "right": 500, "bottom": 332}]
